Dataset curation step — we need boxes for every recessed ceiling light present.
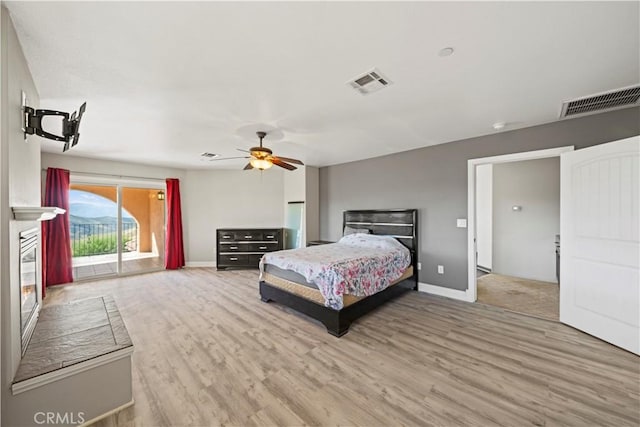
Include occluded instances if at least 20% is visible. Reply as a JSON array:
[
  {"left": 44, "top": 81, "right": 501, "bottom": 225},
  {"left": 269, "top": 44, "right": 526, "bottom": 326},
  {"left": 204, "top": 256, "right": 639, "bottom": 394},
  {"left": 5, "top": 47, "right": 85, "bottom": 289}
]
[
  {"left": 438, "top": 47, "right": 454, "bottom": 57},
  {"left": 492, "top": 122, "right": 506, "bottom": 131}
]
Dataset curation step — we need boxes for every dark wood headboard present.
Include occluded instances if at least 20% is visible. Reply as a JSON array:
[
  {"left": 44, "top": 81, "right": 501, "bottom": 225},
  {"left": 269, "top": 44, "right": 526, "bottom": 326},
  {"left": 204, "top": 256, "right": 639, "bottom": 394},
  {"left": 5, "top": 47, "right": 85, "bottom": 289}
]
[{"left": 342, "top": 209, "right": 418, "bottom": 253}]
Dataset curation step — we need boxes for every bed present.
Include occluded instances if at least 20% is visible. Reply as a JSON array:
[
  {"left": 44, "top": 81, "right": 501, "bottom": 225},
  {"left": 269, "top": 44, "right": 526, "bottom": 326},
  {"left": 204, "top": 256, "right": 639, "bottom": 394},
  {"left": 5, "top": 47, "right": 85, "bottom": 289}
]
[{"left": 259, "top": 209, "right": 418, "bottom": 337}]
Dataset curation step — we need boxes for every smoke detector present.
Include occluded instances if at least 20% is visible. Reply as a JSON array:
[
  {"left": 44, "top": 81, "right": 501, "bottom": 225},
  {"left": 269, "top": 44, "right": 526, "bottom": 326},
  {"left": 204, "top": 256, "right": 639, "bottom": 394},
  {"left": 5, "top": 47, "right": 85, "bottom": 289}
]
[
  {"left": 347, "top": 68, "right": 392, "bottom": 95},
  {"left": 560, "top": 85, "right": 640, "bottom": 119}
]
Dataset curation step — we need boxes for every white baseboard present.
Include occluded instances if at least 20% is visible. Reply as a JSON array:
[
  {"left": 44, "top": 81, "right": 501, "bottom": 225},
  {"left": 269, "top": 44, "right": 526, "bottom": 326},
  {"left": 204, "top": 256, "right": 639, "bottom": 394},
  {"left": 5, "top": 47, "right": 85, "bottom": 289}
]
[
  {"left": 185, "top": 261, "right": 216, "bottom": 268},
  {"left": 418, "top": 282, "right": 475, "bottom": 302}
]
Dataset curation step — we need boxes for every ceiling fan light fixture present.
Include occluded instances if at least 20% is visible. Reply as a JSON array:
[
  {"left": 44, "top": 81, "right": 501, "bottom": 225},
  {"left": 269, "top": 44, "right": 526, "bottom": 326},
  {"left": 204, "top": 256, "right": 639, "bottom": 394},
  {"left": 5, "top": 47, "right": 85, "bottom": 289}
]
[
  {"left": 250, "top": 148, "right": 272, "bottom": 158},
  {"left": 250, "top": 158, "right": 273, "bottom": 170}
]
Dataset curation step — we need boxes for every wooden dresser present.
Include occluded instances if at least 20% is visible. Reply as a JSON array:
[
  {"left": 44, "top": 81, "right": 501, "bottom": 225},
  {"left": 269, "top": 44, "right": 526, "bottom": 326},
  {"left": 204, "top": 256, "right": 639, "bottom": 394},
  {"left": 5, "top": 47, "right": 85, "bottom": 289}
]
[{"left": 216, "top": 228, "right": 283, "bottom": 270}]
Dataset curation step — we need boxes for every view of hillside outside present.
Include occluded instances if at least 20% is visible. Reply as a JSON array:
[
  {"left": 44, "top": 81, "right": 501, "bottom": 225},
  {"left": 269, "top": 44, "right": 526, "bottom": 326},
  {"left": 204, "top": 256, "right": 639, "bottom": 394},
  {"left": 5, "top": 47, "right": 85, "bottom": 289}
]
[{"left": 69, "top": 190, "right": 137, "bottom": 257}]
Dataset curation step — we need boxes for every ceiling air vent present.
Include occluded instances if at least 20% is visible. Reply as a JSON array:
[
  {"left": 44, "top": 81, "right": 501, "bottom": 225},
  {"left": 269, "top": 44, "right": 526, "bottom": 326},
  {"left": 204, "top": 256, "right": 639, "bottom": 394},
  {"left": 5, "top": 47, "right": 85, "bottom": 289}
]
[
  {"left": 200, "top": 152, "right": 219, "bottom": 161},
  {"left": 560, "top": 85, "right": 640, "bottom": 119},
  {"left": 348, "top": 68, "right": 392, "bottom": 95}
]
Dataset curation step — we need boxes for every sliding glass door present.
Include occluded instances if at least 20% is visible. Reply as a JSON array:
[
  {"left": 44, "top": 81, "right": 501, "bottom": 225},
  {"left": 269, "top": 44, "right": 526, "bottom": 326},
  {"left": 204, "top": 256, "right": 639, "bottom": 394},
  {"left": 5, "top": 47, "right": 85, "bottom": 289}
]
[
  {"left": 120, "top": 187, "right": 165, "bottom": 274},
  {"left": 69, "top": 184, "right": 119, "bottom": 280},
  {"left": 69, "top": 177, "right": 165, "bottom": 280}
]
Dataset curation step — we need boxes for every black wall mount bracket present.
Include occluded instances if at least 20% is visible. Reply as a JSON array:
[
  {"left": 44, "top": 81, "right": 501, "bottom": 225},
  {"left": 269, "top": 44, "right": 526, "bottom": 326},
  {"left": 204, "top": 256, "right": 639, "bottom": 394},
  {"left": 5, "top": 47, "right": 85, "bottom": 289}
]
[{"left": 22, "top": 91, "right": 87, "bottom": 152}]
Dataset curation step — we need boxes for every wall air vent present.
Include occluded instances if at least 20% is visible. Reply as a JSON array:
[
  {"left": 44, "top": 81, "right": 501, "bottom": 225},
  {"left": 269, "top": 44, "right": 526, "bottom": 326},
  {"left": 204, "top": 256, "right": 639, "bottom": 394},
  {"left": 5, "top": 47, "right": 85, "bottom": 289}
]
[
  {"left": 560, "top": 85, "right": 640, "bottom": 119},
  {"left": 347, "top": 68, "right": 392, "bottom": 95}
]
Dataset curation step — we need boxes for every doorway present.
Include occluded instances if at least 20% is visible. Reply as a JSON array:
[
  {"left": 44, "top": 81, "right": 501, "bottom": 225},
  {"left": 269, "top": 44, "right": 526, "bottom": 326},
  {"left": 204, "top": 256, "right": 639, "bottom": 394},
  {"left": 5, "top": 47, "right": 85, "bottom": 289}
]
[
  {"left": 69, "top": 175, "right": 166, "bottom": 280},
  {"left": 467, "top": 146, "right": 574, "bottom": 320}
]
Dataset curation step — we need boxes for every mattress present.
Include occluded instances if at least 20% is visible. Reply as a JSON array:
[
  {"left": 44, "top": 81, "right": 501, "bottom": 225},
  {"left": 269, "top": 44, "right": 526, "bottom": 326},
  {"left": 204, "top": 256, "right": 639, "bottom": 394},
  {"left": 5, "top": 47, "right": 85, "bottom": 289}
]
[
  {"left": 262, "top": 265, "right": 414, "bottom": 308},
  {"left": 260, "top": 233, "right": 412, "bottom": 310},
  {"left": 263, "top": 264, "right": 317, "bottom": 288}
]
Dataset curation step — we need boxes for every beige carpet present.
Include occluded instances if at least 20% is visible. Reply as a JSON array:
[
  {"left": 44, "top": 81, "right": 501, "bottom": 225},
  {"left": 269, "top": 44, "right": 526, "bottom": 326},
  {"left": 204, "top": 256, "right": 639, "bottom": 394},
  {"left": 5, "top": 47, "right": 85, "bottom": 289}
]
[{"left": 477, "top": 273, "right": 559, "bottom": 321}]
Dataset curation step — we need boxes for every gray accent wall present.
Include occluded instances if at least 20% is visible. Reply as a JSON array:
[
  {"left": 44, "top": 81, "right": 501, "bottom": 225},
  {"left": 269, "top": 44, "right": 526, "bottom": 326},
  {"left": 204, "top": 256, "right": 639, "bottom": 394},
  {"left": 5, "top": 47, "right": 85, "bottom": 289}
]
[{"left": 319, "top": 107, "right": 640, "bottom": 291}]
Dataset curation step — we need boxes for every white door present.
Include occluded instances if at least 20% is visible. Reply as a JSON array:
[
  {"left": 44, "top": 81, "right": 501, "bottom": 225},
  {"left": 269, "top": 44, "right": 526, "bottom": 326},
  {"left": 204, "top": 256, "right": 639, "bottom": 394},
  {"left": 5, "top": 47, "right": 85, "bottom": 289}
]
[{"left": 560, "top": 136, "right": 639, "bottom": 355}]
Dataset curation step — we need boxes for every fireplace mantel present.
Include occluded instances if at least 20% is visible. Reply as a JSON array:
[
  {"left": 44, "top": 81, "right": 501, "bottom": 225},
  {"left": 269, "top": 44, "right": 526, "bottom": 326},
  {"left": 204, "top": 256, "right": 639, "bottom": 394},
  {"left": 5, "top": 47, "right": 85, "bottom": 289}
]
[{"left": 12, "top": 206, "right": 65, "bottom": 221}]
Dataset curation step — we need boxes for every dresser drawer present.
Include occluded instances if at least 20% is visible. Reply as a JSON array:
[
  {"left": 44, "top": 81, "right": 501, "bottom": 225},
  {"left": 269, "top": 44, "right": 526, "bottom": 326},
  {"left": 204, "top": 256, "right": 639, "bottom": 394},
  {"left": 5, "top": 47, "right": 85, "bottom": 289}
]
[
  {"left": 248, "top": 254, "right": 264, "bottom": 266},
  {"left": 218, "top": 230, "right": 235, "bottom": 241},
  {"left": 236, "top": 231, "right": 262, "bottom": 241},
  {"left": 218, "top": 254, "right": 248, "bottom": 265},
  {"left": 219, "top": 243, "right": 242, "bottom": 252},
  {"left": 263, "top": 231, "right": 279, "bottom": 241},
  {"left": 248, "top": 242, "right": 279, "bottom": 252}
]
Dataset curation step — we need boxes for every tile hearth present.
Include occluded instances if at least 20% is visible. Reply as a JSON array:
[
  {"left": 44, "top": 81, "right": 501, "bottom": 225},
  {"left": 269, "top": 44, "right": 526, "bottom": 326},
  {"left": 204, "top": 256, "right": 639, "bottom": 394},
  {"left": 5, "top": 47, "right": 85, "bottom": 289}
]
[{"left": 13, "top": 295, "right": 132, "bottom": 384}]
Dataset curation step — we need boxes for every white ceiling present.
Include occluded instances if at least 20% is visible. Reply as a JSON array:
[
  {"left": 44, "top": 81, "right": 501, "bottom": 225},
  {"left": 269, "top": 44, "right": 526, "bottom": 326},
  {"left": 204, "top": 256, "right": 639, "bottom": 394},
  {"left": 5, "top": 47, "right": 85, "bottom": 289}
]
[{"left": 6, "top": 1, "right": 639, "bottom": 170}]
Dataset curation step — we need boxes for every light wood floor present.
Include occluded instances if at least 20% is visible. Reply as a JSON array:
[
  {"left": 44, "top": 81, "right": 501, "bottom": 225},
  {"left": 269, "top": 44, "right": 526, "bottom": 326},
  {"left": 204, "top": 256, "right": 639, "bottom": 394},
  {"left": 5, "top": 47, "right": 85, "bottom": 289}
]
[
  {"left": 45, "top": 269, "right": 639, "bottom": 427},
  {"left": 477, "top": 273, "right": 559, "bottom": 321}
]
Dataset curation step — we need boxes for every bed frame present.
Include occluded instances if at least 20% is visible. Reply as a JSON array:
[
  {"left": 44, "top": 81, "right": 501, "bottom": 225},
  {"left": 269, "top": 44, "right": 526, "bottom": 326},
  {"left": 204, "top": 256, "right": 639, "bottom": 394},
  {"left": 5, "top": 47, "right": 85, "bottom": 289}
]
[{"left": 259, "top": 209, "right": 418, "bottom": 337}]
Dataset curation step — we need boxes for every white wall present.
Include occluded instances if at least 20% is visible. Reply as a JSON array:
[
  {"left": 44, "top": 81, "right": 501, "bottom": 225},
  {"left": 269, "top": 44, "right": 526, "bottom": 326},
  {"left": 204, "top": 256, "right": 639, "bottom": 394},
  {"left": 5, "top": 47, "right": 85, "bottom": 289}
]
[
  {"left": 476, "top": 164, "right": 493, "bottom": 270},
  {"left": 41, "top": 154, "right": 291, "bottom": 266},
  {"left": 41, "top": 153, "right": 185, "bottom": 182},
  {"left": 282, "top": 166, "right": 320, "bottom": 247},
  {"left": 283, "top": 167, "right": 306, "bottom": 248},
  {"left": 492, "top": 157, "right": 560, "bottom": 282},
  {"left": 182, "top": 169, "right": 285, "bottom": 264},
  {"left": 283, "top": 167, "right": 305, "bottom": 202},
  {"left": 1, "top": 6, "right": 41, "bottom": 423},
  {"left": 305, "top": 166, "right": 319, "bottom": 242}
]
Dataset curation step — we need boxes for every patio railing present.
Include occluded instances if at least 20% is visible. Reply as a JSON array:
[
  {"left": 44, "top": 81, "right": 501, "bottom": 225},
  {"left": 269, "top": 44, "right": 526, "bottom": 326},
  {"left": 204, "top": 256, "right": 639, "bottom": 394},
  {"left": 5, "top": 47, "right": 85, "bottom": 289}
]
[{"left": 70, "top": 223, "right": 138, "bottom": 257}]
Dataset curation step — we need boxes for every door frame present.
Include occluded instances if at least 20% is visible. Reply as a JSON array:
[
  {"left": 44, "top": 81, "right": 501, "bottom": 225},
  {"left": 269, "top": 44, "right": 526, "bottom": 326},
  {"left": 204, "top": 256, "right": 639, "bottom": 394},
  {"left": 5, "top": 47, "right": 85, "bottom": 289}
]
[
  {"left": 466, "top": 146, "right": 574, "bottom": 302},
  {"left": 69, "top": 172, "right": 166, "bottom": 280}
]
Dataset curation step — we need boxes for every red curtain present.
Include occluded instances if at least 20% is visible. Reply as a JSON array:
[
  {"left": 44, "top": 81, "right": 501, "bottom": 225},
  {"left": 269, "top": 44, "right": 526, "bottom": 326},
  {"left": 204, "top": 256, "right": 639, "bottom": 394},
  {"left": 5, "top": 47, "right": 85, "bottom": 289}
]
[
  {"left": 165, "top": 178, "right": 185, "bottom": 269},
  {"left": 42, "top": 168, "right": 73, "bottom": 296}
]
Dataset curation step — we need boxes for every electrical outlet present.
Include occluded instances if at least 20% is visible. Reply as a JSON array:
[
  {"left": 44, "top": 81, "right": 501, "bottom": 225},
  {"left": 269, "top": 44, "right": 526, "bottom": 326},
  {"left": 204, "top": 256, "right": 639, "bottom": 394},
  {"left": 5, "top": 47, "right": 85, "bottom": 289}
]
[
  {"left": 437, "top": 265, "right": 444, "bottom": 274},
  {"left": 417, "top": 262, "right": 422, "bottom": 270}
]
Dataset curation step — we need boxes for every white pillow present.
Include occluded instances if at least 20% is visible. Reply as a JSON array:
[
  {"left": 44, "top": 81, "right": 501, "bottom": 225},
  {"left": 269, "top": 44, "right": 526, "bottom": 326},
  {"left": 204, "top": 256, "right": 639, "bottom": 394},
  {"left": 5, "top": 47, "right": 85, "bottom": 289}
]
[
  {"left": 343, "top": 225, "right": 371, "bottom": 236},
  {"left": 338, "top": 233, "right": 409, "bottom": 253}
]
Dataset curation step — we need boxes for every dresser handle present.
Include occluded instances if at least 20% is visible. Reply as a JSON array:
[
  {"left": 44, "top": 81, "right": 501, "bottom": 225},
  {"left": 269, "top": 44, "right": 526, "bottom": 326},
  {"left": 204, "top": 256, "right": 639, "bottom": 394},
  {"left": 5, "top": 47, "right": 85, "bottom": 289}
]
[
  {"left": 223, "top": 236, "right": 231, "bottom": 239},
  {"left": 229, "top": 257, "right": 238, "bottom": 261},
  {"left": 266, "top": 235, "right": 274, "bottom": 238},
  {"left": 230, "top": 246, "right": 237, "bottom": 250},
  {"left": 259, "top": 246, "right": 267, "bottom": 250},
  {"left": 244, "top": 235, "right": 253, "bottom": 239}
]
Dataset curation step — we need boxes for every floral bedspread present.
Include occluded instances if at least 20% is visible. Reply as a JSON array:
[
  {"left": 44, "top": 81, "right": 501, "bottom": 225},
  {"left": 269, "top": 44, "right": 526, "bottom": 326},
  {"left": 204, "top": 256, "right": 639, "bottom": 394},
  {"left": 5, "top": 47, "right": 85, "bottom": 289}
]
[{"left": 260, "top": 234, "right": 411, "bottom": 310}]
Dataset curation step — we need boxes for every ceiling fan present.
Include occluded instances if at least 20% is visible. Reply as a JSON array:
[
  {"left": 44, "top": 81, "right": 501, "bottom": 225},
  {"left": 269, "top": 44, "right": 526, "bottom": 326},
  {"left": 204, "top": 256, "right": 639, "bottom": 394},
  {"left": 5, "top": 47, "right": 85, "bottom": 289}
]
[{"left": 210, "top": 131, "right": 304, "bottom": 171}]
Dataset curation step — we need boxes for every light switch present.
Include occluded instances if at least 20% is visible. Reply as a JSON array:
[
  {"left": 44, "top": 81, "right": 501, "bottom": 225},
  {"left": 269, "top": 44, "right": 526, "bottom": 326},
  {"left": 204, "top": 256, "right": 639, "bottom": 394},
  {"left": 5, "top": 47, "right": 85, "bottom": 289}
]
[{"left": 456, "top": 218, "right": 467, "bottom": 228}]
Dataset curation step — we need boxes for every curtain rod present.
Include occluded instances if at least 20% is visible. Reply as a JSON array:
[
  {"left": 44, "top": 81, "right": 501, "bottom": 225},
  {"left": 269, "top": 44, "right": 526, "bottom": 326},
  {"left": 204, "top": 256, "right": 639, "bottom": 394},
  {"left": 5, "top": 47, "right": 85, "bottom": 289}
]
[{"left": 41, "top": 169, "right": 167, "bottom": 182}]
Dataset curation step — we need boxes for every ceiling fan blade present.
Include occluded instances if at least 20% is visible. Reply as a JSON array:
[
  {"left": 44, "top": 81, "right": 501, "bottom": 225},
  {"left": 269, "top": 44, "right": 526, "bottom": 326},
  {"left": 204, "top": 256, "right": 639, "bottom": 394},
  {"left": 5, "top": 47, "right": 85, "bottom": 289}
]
[
  {"left": 272, "top": 156, "right": 304, "bottom": 165},
  {"left": 243, "top": 162, "right": 254, "bottom": 170},
  {"left": 236, "top": 148, "right": 251, "bottom": 153},
  {"left": 272, "top": 158, "right": 297, "bottom": 171},
  {"left": 207, "top": 156, "right": 250, "bottom": 161}
]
